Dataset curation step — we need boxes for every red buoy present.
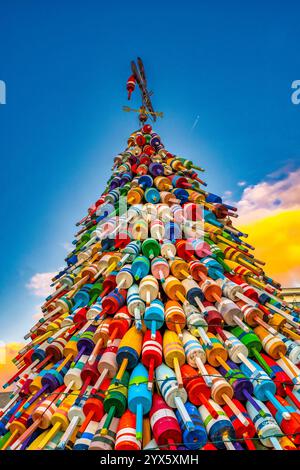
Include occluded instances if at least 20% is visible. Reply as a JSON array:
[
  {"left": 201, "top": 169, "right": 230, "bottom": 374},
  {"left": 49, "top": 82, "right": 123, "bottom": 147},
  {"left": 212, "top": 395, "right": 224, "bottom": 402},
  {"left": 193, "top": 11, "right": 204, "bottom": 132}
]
[{"left": 126, "top": 75, "right": 136, "bottom": 100}]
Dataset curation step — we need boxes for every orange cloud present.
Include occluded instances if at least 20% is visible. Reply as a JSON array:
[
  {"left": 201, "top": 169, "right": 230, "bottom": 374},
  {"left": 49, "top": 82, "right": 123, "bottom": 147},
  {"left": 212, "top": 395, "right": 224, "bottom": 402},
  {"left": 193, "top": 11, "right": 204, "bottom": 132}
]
[
  {"left": 233, "top": 169, "right": 300, "bottom": 288},
  {"left": 239, "top": 209, "right": 300, "bottom": 287},
  {"left": 0, "top": 343, "right": 24, "bottom": 392}
]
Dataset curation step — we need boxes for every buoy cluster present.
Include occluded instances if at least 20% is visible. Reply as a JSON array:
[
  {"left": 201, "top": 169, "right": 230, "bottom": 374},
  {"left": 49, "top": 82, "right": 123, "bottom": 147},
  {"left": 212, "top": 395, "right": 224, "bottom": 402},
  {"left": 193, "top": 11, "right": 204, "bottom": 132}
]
[{"left": 1, "top": 123, "right": 300, "bottom": 451}]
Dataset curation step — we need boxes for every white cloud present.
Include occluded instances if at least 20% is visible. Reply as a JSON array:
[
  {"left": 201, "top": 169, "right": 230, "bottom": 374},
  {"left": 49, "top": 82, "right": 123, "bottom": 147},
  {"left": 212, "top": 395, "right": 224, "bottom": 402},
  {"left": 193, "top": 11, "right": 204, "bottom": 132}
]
[
  {"left": 236, "top": 169, "right": 300, "bottom": 224},
  {"left": 237, "top": 181, "right": 246, "bottom": 187},
  {"left": 26, "top": 272, "right": 56, "bottom": 297}
]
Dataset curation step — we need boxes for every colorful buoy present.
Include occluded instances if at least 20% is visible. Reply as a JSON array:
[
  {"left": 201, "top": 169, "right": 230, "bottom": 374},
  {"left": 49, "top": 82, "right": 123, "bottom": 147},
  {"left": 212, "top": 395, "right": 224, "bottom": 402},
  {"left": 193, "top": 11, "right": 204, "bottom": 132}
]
[{"left": 1, "top": 58, "right": 299, "bottom": 453}]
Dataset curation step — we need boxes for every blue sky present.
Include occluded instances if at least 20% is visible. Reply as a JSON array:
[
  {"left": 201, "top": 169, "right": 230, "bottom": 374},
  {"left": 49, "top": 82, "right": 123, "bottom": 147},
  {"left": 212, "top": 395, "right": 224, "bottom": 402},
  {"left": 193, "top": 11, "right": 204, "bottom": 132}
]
[{"left": 0, "top": 0, "right": 299, "bottom": 343}]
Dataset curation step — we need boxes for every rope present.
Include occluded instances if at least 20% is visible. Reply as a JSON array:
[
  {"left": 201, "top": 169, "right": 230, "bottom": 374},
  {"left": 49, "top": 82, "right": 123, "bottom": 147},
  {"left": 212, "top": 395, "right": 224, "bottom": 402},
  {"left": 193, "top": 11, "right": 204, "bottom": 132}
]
[{"left": 4, "top": 370, "right": 298, "bottom": 400}]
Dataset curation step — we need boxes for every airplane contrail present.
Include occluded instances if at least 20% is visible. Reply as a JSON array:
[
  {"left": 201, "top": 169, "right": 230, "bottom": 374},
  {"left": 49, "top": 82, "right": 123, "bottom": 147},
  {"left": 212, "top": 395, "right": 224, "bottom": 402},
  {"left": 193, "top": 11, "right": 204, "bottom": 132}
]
[{"left": 191, "top": 114, "right": 200, "bottom": 132}]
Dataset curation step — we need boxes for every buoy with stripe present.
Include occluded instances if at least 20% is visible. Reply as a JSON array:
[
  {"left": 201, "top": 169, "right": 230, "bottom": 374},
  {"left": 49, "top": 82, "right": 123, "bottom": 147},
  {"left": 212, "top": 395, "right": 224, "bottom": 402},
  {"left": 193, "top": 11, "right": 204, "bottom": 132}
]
[
  {"left": 149, "top": 393, "right": 181, "bottom": 450},
  {"left": 115, "top": 410, "right": 141, "bottom": 450},
  {"left": 141, "top": 330, "right": 162, "bottom": 390},
  {"left": 246, "top": 399, "right": 283, "bottom": 449},
  {"left": 100, "top": 371, "right": 129, "bottom": 436},
  {"left": 89, "top": 415, "right": 119, "bottom": 450},
  {"left": 199, "top": 400, "right": 236, "bottom": 450},
  {"left": 128, "top": 364, "right": 152, "bottom": 440},
  {"left": 155, "top": 363, "right": 194, "bottom": 431}
]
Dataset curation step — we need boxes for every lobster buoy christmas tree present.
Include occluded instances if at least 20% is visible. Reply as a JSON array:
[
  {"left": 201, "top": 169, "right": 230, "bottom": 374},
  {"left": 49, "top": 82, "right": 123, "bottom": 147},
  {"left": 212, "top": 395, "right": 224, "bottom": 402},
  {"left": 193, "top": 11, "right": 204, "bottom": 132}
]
[{"left": 1, "top": 58, "right": 300, "bottom": 451}]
